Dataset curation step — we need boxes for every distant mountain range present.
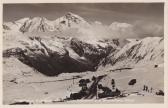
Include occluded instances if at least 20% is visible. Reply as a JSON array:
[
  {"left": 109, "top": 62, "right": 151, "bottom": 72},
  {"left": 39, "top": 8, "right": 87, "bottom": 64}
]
[
  {"left": 3, "top": 12, "right": 164, "bottom": 75},
  {"left": 3, "top": 12, "right": 91, "bottom": 33}
]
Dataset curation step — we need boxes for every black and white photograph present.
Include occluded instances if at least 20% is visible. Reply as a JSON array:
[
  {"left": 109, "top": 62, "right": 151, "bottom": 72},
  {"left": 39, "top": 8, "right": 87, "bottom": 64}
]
[{"left": 2, "top": 3, "right": 164, "bottom": 105}]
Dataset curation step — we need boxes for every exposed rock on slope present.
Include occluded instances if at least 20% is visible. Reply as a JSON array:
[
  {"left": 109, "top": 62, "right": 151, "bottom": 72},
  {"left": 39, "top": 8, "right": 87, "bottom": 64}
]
[
  {"left": 102, "top": 37, "right": 164, "bottom": 68},
  {"left": 70, "top": 38, "right": 116, "bottom": 67},
  {"left": 3, "top": 36, "right": 116, "bottom": 76},
  {"left": 3, "top": 18, "right": 30, "bottom": 33},
  {"left": 3, "top": 13, "right": 164, "bottom": 75}
]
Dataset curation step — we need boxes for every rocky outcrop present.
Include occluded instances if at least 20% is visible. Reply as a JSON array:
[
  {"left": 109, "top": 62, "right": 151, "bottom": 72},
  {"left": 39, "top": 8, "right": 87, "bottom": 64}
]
[
  {"left": 70, "top": 38, "right": 115, "bottom": 68},
  {"left": 3, "top": 24, "right": 11, "bottom": 31}
]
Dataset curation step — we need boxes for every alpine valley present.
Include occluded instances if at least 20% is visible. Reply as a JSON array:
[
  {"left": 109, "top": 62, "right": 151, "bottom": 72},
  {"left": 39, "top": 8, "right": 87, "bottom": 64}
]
[{"left": 3, "top": 12, "right": 164, "bottom": 104}]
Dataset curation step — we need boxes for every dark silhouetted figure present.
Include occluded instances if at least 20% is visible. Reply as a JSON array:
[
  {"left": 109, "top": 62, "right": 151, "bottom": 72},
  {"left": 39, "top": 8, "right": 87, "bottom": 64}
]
[
  {"left": 146, "top": 86, "right": 149, "bottom": 92},
  {"left": 143, "top": 85, "right": 146, "bottom": 91},
  {"left": 111, "top": 79, "right": 115, "bottom": 90},
  {"left": 154, "top": 65, "right": 158, "bottom": 68},
  {"left": 111, "top": 79, "right": 115, "bottom": 85},
  {"left": 150, "top": 87, "right": 153, "bottom": 93}
]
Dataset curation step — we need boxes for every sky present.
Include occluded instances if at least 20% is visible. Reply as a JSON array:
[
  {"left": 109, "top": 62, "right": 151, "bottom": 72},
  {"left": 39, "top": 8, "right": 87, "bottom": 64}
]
[
  {"left": 3, "top": 3, "right": 164, "bottom": 25},
  {"left": 3, "top": 3, "right": 164, "bottom": 39}
]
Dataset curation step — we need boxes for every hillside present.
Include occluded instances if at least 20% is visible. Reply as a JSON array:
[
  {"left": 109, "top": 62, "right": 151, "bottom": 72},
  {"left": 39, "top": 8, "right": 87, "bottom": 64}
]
[{"left": 100, "top": 37, "right": 164, "bottom": 69}]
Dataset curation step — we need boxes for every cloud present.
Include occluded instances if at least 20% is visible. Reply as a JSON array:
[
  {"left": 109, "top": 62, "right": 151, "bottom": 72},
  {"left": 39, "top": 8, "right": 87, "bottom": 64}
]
[
  {"left": 77, "top": 21, "right": 135, "bottom": 41},
  {"left": 77, "top": 20, "right": 163, "bottom": 43},
  {"left": 77, "top": 22, "right": 113, "bottom": 41},
  {"left": 133, "top": 21, "right": 163, "bottom": 38},
  {"left": 108, "top": 22, "right": 137, "bottom": 39},
  {"left": 94, "top": 21, "right": 102, "bottom": 25}
]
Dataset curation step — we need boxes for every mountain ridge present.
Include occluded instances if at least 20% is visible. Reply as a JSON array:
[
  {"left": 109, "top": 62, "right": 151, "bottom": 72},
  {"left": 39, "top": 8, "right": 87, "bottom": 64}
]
[
  {"left": 3, "top": 12, "right": 164, "bottom": 75},
  {"left": 100, "top": 36, "right": 164, "bottom": 69},
  {"left": 3, "top": 12, "right": 91, "bottom": 33}
]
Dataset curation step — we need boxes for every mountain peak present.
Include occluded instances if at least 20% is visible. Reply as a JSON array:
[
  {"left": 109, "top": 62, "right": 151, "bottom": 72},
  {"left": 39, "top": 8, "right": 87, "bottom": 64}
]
[
  {"left": 66, "top": 12, "right": 76, "bottom": 15},
  {"left": 31, "top": 17, "right": 43, "bottom": 21},
  {"left": 65, "top": 12, "right": 80, "bottom": 17},
  {"left": 15, "top": 17, "right": 30, "bottom": 25},
  {"left": 63, "top": 12, "right": 84, "bottom": 21}
]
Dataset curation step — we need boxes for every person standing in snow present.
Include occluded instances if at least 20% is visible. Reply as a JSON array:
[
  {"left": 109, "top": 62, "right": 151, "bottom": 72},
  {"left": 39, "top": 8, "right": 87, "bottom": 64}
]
[{"left": 111, "top": 79, "right": 115, "bottom": 90}]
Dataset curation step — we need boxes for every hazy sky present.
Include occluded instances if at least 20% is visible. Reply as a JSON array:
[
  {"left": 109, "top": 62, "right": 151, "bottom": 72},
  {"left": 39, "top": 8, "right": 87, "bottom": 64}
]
[{"left": 3, "top": 3, "right": 164, "bottom": 25}]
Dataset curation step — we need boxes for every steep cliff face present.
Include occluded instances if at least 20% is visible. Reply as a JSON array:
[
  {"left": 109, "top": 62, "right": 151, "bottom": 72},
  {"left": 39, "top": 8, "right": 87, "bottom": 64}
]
[
  {"left": 3, "top": 36, "right": 117, "bottom": 76},
  {"left": 70, "top": 38, "right": 117, "bottom": 67}
]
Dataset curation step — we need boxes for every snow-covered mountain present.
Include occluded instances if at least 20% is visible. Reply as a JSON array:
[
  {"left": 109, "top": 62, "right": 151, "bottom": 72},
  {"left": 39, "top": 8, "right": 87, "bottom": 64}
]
[
  {"left": 3, "top": 12, "right": 91, "bottom": 33},
  {"left": 102, "top": 37, "right": 164, "bottom": 68},
  {"left": 3, "top": 35, "right": 118, "bottom": 76},
  {"left": 3, "top": 12, "right": 164, "bottom": 73},
  {"left": 3, "top": 18, "right": 30, "bottom": 33},
  {"left": 3, "top": 12, "right": 164, "bottom": 104}
]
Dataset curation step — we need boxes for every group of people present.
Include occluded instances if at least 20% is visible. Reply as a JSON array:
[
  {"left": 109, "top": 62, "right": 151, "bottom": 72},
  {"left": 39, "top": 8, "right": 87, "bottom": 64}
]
[
  {"left": 143, "top": 85, "right": 153, "bottom": 93},
  {"left": 143, "top": 85, "right": 164, "bottom": 96}
]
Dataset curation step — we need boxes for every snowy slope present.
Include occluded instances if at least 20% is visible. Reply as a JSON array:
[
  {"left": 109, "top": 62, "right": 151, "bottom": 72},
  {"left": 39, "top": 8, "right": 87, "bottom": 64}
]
[
  {"left": 3, "top": 18, "right": 30, "bottom": 33},
  {"left": 103, "top": 37, "right": 164, "bottom": 68}
]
